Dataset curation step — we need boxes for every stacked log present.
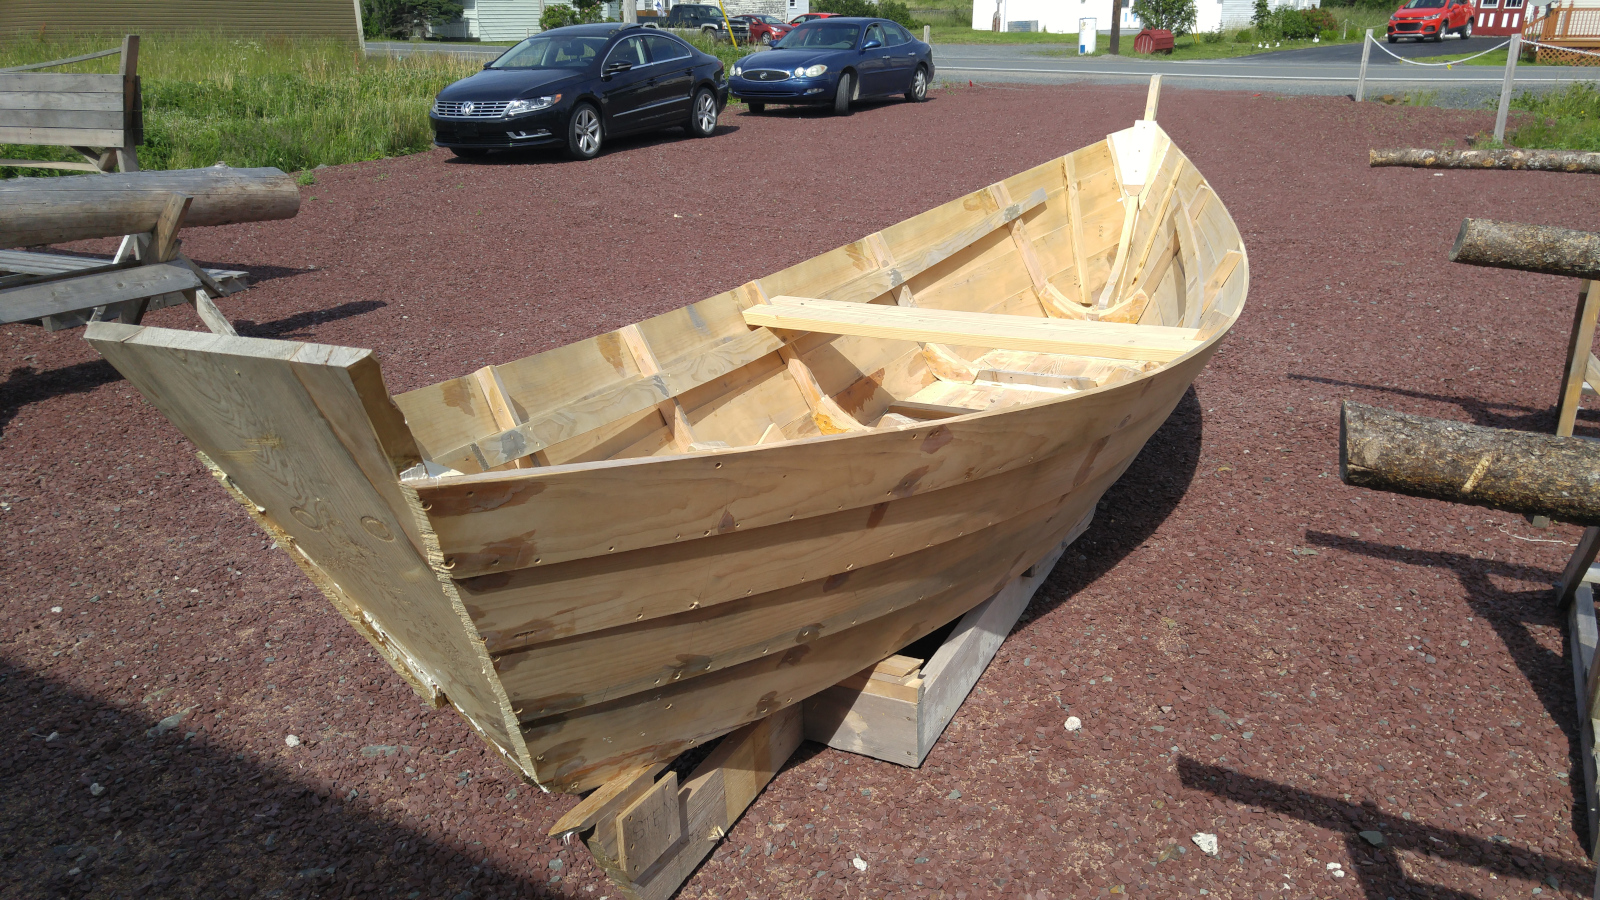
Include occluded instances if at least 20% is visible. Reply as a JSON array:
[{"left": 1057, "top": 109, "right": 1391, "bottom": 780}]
[
  {"left": 1370, "top": 147, "right": 1600, "bottom": 175},
  {"left": 1449, "top": 219, "right": 1600, "bottom": 281},
  {"left": 0, "top": 167, "right": 299, "bottom": 248}
]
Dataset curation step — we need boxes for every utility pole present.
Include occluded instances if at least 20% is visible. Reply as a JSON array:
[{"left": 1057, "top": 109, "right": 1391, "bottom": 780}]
[{"left": 1109, "top": 0, "right": 1121, "bottom": 53}]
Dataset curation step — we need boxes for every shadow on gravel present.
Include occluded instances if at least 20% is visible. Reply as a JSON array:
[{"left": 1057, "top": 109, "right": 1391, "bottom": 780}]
[
  {"left": 740, "top": 97, "right": 932, "bottom": 119},
  {"left": 444, "top": 126, "right": 742, "bottom": 166},
  {"left": 1301, "top": 532, "right": 1590, "bottom": 842},
  {"left": 1286, "top": 374, "right": 1558, "bottom": 433},
  {"left": 234, "top": 300, "right": 389, "bottom": 340},
  {"left": 0, "top": 658, "right": 561, "bottom": 900},
  {"left": 0, "top": 359, "right": 122, "bottom": 442},
  {"left": 1178, "top": 757, "right": 1595, "bottom": 899},
  {"left": 1029, "top": 385, "right": 1203, "bottom": 612}
]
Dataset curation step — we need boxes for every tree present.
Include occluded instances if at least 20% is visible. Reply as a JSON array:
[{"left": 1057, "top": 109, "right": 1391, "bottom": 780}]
[
  {"left": 541, "top": 2, "right": 581, "bottom": 30},
  {"left": 1251, "top": 0, "right": 1271, "bottom": 27},
  {"left": 363, "top": 0, "right": 466, "bottom": 39},
  {"left": 1131, "top": 0, "right": 1196, "bottom": 34}
]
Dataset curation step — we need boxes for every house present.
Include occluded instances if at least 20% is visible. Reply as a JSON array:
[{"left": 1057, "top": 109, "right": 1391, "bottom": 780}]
[{"left": 429, "top": 0, "right": 547, "bottom": 41}]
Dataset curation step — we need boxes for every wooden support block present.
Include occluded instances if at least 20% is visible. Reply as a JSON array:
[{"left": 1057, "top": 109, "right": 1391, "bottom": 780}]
[
  {"left": 803, "top": 510, "right": 1091, "bottom": 766},
  {"left": 150, "top": 193, "right": 191, "bottom": 262},
  {"left": 618, "top": 772, "right": 681, "bottom": 879},
  {"left": 884, "top": 399, "right": 975, "bottom": 420},
  {"left": 577, "top": 705, "right": 802, "bottom": 900},
  {"left": 1559, "top": 527, "right": 1600, "bottom": 611},
  {"left": 744, "top": 297, "right": 1202, "bottom": 363}
]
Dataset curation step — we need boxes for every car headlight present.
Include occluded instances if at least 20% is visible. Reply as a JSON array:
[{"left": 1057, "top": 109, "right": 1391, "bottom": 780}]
[
  {"left": 504, "top": 95, "right": 561, "bottom": 116},
  {"left": 732, "top": 64, "right": 742, "bottom": 76},
  {"left": 796, "top": 64, "right": 827, "bottom": 77}
]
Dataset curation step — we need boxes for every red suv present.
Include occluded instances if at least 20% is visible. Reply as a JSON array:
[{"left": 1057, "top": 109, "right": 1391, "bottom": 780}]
[
  {"left": 732, "top": 14, "right": 792, "bottom": 44},
  {"left": 789, "top": 12, "right": 840, "bottom": 24},
  {"left": 1387, "top": 0, "right": 1475, "bottom": 42}
]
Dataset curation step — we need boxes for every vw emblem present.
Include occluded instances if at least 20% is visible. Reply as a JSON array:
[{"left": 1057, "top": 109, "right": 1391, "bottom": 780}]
[{"left": 461, "top": 102, "right": 475, "bottom": 115}]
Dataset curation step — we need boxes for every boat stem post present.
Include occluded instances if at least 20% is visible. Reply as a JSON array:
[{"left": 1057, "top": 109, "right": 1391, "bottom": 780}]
[
  {"left": 1356, "top": 30, "right": 1372, "bottom": 103},
  {"left": 1143, "top": 74, "right": 1161, "bottom": 121}
]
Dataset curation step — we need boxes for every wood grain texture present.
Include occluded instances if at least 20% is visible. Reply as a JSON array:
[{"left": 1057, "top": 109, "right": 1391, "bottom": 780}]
[{"left": 0, "top": 262, "right": 198, "bottom": 324}]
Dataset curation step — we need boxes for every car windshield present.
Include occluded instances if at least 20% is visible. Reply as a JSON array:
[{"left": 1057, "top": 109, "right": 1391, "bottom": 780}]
[
  {"left": 777, "top": 22, "right": 860, "bottom": 49},
  {"left": 756, "top": 15, "right": 783, "bottom": 23},
  {"left": 1401, "top": 0, "right": 1447, "bottom": 8},
  {"left": 489, "top": 34, "right": 608, "bottom": 69}
]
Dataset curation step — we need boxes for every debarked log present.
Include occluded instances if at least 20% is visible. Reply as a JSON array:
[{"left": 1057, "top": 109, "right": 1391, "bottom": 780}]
[
  {"left": 0, "top": 167, "right": 299, "bottom": 248},
  {"left": 1449, "top": 218, "right": 1600, "bottom": 282},
  {"left": 1370, "top": 147, "right": 1600, "bottom": 175},
  {"left": 1340, "top": 401, "right": 1600, "bottom": 524}
]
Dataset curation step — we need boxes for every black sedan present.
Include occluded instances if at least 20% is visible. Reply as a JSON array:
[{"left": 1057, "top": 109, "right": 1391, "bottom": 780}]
[
  {"left": 728, "top": 17, "right": 932, "bottom": 116},
  {"left": 429, "top": 24, "right": 728, "bottom": 161}
]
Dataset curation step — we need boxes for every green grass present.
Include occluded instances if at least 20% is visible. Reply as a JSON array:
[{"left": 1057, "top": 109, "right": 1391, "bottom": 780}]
[
  {"left": 1505, "top": 82, "right": 1600, "bottom": 150},
  {"left": 0, "top": 34, "right": 483, "bottom": 177}
]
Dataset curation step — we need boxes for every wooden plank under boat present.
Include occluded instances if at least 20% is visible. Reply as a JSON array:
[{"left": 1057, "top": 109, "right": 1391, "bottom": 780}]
[{"left": 84, "top": 111, "right": 1248, "bottom": 795}]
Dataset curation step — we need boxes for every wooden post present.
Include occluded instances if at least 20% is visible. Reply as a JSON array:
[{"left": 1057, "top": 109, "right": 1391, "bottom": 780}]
[
  {"left": 116, "top": 35, "right": 140, "bottom": 173},
  {"left": 1494, "top": 33, "right": 1521, "bottom": 142},
  {"left": 1357, "top": 30, "right": 1372, "bottom": 102},
  {"left": 1557, "top": 282, "right": 1600, "bottom": 438},
  {"left": 924, "top": 24, "right": 931, "bottom": 43},
  {"left": 1109, "top": 0, "right": 1121, "bottom": 54}
]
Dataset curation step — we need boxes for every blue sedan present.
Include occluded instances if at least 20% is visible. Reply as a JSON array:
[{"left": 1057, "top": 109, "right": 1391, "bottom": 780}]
[{"left": 728, "top": 17, "right": 933, "bottom": 116}]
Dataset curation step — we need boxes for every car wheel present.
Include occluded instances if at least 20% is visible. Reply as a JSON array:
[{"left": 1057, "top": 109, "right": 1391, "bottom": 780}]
[
  {"left": 761, "top": 33, "right": 773, "bottom": 45},
  {"left": 905, "top": 65, "right": 928, "bottom": 102},
  {"left": 1387, "top": 34, "right": 1397, "bottom": 43},
  {"left": 747, "top": 101, "right": 766, "bottom": 113},
  {"left": 566, "top": 103, "right": 603, "bottom": 160},
  {"left": 833, "top": 71, "right": 854, "bottom": 116},
  {"left": 688, "top": 88, "right": 718, "bottom": 137},
  {"left": 450, "top": 147, "right": 488, "bottom": 158},
  {"left": 1460, "top": 19, "right": 1472, "bottom": 38}
]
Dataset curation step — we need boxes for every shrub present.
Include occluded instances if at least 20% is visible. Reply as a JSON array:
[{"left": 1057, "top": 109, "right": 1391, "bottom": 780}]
[
  {"left": 1277, "top": 8, "right": 1320, "bottom": 38},
  {"left": 813, "top": 0, "right": 920, "bottom": 28},
  {"left": 1301, "top": 7, "right": 1336, "bottom": 31},
  {"left": 1233, "top": 27, "right": 1254, "bottom": 41},
  {"left": 1131, "top": 0, "right": 1198, "bottom": 35},
  {"left": 540, "top": 3, "right": 581, "bottom": 29},
  {"left": 1200, "top": 28, "right": 1226, "bottom": 42},
  {"left": 362, "top": 0, "right": 465, "bottom": 39}
]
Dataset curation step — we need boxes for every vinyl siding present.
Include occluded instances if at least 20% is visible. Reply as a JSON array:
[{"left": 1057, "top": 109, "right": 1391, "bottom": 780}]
[
  {"left": 0, "top": 0, "right": 362, "bottom": 42},
  {"left": 476, "top": 0, "right": 545, "bottom": 39}
]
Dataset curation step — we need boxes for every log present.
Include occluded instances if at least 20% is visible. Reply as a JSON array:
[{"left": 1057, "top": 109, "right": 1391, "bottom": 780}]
[
  {"left": 0, "top": 167, "right": 299, "bottom": 248},
  {"left": 1449, "top": 219, "right": 1600, "bottom": 282},
  {"left": 1340, "top": 401, "right": 1600, "bottom": 525},
  {"left": 1370, "top": 147, "right": 1600, "bottom": 175}
]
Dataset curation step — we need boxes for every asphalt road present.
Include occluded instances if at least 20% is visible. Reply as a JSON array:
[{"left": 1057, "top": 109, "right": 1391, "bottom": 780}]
[
  {"left": 368, "top": 36, "right": 1600, "bottom": 107},
  {"left": 930, "top": 38, "right": 1600, "bottom": 106}
]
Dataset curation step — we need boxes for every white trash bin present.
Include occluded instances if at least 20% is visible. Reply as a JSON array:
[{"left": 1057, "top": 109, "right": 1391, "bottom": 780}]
[{"left": 1079, "top": 18, "right": 1097, "bottom": 54}]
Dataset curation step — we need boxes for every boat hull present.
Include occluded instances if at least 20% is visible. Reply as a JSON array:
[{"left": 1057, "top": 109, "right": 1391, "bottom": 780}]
[{"left": 86, "top": 118, "right": 1247, "bottom": 793}]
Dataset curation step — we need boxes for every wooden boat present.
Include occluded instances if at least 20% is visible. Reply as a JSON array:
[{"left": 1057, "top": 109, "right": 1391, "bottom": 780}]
[{"left": 85, "top": 101, "right": 1247, "bottom": 796}]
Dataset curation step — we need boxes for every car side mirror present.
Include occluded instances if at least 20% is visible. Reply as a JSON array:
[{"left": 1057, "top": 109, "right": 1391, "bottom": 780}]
[
  {"left": 605, "top": 61, "right": 633, "bottom": 74},
  {"left": 862, "top": 38, "right": 882, "bottom": 49}
]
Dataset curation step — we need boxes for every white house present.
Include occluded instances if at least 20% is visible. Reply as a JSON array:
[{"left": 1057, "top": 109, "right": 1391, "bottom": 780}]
[{"left": 430, "top": 0, "right": 546, "bottom": 40}]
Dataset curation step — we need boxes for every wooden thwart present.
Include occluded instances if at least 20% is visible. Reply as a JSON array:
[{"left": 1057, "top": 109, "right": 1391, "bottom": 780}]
[{"left": 743, "top": 296, "right": 1202, "bottom": 363}]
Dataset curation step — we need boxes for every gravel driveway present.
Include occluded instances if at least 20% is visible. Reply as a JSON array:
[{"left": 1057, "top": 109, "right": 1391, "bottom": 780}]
[{"left": 3, "top": 84, "right": 1598, "bottom": 899}]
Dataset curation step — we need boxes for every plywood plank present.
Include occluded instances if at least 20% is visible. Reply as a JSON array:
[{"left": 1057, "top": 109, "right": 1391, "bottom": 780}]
[
  {"left": 0, "top": 73, "right": 123, "bottom": 93},
  {"left": 0, "top": 90, "right": 123, "bottom": 111},
  {"left": 0, "top": 262, "right": 199, "bottom": 324},
  {"left": 743, "top": 297, "right": 1200, "bottom": 363},
  {"left": 84, "top": 323, "right": 530, "bottom": 775},
  {"left": 0, "top": 125, "right": 124, "bottom": 146}
]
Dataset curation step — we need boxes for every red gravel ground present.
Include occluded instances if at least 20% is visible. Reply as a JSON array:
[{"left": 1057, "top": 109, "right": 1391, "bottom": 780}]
[{"left": 4, "top": 83, "right": 1599, "bottom": 900}]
